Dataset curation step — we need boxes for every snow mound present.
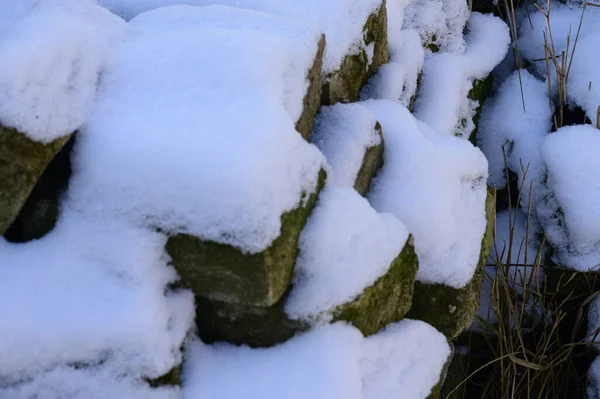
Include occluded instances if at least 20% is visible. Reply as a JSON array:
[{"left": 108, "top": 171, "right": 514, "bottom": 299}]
[
  {"left": 285, "top": 186, "right": 409, "bottom": 319},
  {"left": 362, "top": 99, "right": 489, "bottom": 288},
  {"left": 477, "top": 70, "right": 552, "bottom": 210},
  {"left": 97, "top": 0, "right": 382, "bottom": 75},
  {"left": 414, "top": 12, "right": 510, "bottom": 137},
  {"left": 0, "top": 0, "right": 125, "bottom": 142},
  {"left": 0, "top": 209, "right": 194, "bottom": 388},
  {"left": 182, "top": 320, "right": 450, "bottom": 399},
  {"left": 518, "top": 2, "right": 600, "bottom": 126},
  {"left": 68, "top": 5, "right": 325, "bottom": 254},
  {"left": 538, "top": 125, "right": 600, "bottom": 270},
  {"left": 311, "top": 103, "right": 381, "bottom": 188}
]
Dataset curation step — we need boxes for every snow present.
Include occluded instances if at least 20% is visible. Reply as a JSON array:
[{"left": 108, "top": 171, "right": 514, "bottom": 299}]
[
  {"left": 68, "top": 6, "right": 325, "bottom": 254},
  {"left": 477, "top": 70, "right": 553, "bottom": 210},
  {"left": 97, "top": 0, "right": 383, "bottom": 74},
  {"left": 538, "top": 125, "right": 600, "bottom": 270},
  {"left": 518, "top": 1, "right": 600, "bottom": 126},
  {"left": 285, "top": 186, "right": 409, "bottom": 319},
  {"left": 0, "top": 0, "right": 125, "bottom": 142},
  {"left": 588, "top": 296, "right": 600, "bottom": 345},
  {"left": 589, "top": 356, "right": 600, "bottom": 399},
  {"left": 361, "top": 29, "right": 424, "bottom": 106},
  {"left": 311, "top": 103, "right": 381, "bottom": 188},
  {"left": 413, "top": 13, "right": 510, "bottom": 137},
  {"left": 0, "top": 209, "right": 194, "bottom": 390},
  {"left": 403, "top": 0, "right": 469, "bottom": 53},
  {"left": 130, "top": 5, "right": 322, "bottom": 124},
  {"left": 182, "top": 320, "right": 451, "bottom": 399},
  {"left": 1, "top": 364, "right": 179, "bottom": 399},
  {"left": 362, "top": 99, "right": 489, "bottom": 288}
]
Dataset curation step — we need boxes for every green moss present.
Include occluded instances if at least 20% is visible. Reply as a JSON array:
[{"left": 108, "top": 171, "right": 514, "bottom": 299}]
[
  {"left": 468, "top": 74, "right": 494, "bottom": 145},
  {"left": 0, "top": 125, "right": 71, "bottom": 235},
  {"left": 424, "top": 34, "right": 440, "bottom": 53},
  {"left": 407, "top": 187, "right": 496, "bottom": 339},
  {"left": 166, "top": 169, "right": 327, "bottom": 307},
  {"left": 408, "top": 71, "right": 422, "bottom": 112},
  {"left": 334, "top": 236, "right": 418, "bottom": 336},
  {"left": 321, "top": 2, "right": 388, "bottom": 105},
  {"left": 354, "top": 122, "right": 384, "bottom": 196},
  {"left": 146, "top": 366, "right": 181, "bottom": 388},
  {"left": 295, "top": 35, "right": 326, "bottom": 141}
]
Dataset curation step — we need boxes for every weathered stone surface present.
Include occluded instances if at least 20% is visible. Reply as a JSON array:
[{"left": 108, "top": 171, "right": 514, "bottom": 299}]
[
  {"left": 295, "top": 35, "right": 326, "bottom": 141},
  {"left": 194, "top": 237, "right": 418, "bottom": 347},
  {"left": 334, "top": 236, "right": 418, "bottom": 336},
  {"left": 146, "top": 366, "right": 181, "bottom": 388},
  {"left": 408, "top": 71, "right": 423, "bottom": 112},
  {"left": 0, "top": 125, "right": 71, "bottom": 235},
  {"left": 354, "top": 122, "right": 384, "bottom": 196},
  {"left": 407, "top": 186, "right": 496, "bottom": 339},
  {"left": 166, "top": 170, "right": 326, "bottom": 307},
  {"left": 4, "top": 136, "right": 74, "bottom": 243},
  {"left": 195, "top": 292, "right": 308, "bottom": 348},
  {"left": 321, "top": 1, "right": 389, "bottom": 105}
]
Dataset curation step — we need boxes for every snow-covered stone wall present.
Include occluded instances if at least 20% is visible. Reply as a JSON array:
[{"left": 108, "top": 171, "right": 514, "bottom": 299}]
[{"left": 0, "top": 0, "right": 510, "bottom": 398}]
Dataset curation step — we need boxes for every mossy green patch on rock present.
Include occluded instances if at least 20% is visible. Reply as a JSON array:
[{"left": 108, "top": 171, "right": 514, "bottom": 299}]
[
  {"left": 146, "top": 366, "right": 181, "bottom": 388},
  {"left": 354, "top": 122, "right": 384, "bottom": 196},
  {"left": 468, "top": 74, "right": 494, "bottom": 145},
  {"left": 406, "top": 186, "right": 496, "bottom": 340},
  {"left": 194, "top": 236, "right": 417, "bottom": 346},
  {"left": 334, "top": 236, "right": 418, "bottom": 336},
  {"left": 0, "top": 125, "right": 71, "bottom": 235},
  {"left": 408, "top": 71, "right": 423, "bottom": 112},
  {"left": 295, "top": 35, "right": 326, "bottom": 141},
  {"left": 195, "top": 292, "right": 309, "bottom": 348},
  {"left": 166, "top": 169, "right": 326, "bottom": 307},
  {"left": 321, "top": 1, "right": 389, "bottom": 105}
]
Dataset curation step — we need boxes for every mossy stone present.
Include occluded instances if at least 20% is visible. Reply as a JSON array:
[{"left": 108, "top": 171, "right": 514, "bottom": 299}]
[
  {"left": 295, "top": 35, "right": 326, "bottom": 141},
  {"left": 334, "top": 236, "right": 418, "bottom": 336},
  {"left": 468, "top": 74, "right": 494, "bottom": 145},
  {"left": 4, "top": 135, "right": 75, "bottom": 243},
  {"left": 408, "top": 71, "right": 423, "bottom": 112},
  {"left": 321, "top": 1, "right": 389, "bottom": 105},
  {"left": 195, "top": 291, "right": 308, "bottom": 348},
  {"left": 406, "top": 186, "right": 496, "bottom": 339},
  {"left": 0, "top": 125, "right": 71, "bottom": 235},
  {"left": 354, "top": 122, "right": 384, "bottom": 196},
  {"left": 146, "top": 366, "right": 181, "bottom": 388},
  {"left": 194, "top": 236, "right": 417, "bottom": 346},
  {"left": 166, "top": 169, "right": 326, "bottom": 307}
]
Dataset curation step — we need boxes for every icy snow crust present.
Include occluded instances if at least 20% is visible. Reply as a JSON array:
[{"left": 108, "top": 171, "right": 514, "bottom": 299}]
[
  {"left": 363, "top": 99, "right": 489, "bottom": 288},
  {"left": 285, "top": 186, "right": 409, "bottom": 319},
  {"left": 69, "top": 6, "right": 325, "bottom": 254},
  {"left": 311, "top": 103, "right": 381, "bottom": 188},
  {"left": 183, "top": 321, "right": 451, "bottom": 399},
  {"left": 97, "top": 0, "right": 382, "bottom": 75},
  {"left": 0, "top": 0, "right": 125, "bottom": 142}
]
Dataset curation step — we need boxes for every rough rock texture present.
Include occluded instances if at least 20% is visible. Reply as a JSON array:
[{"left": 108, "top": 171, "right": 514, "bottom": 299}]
[
  {"left": 468, "top": 74, "right": 494, "bottom": 144},
  {"left": 194, "top": 237, "right": 417, "bottom": 347},
  {"left": 167, "top": 170, "right": 326, "bottom": 307},
  {"left": 354, "top": 122, "right": 384, "bottom": 196},
  {"left": 295, "top": 35, "right": 326, "bottom": 141},
  {"left": 408, "top": 72, "right": 423, "bottom": 112},
  {"left": 0, "top": 125, "right": 71, "bottom": 235},
  {"left": 321, "top": 1, "right": 389, "bottom": 105},
  {"left": 407, "top": 186, "right": 496, "bottom": 339},
  {"left": 334, "top": 236, "right": 418, "bottom": 336},
  {"left": 4, "top": 136, "right": 74, "bottom": 243},
  {"left": 195, "top": 292, "right": 308, "bottom": 348}
]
